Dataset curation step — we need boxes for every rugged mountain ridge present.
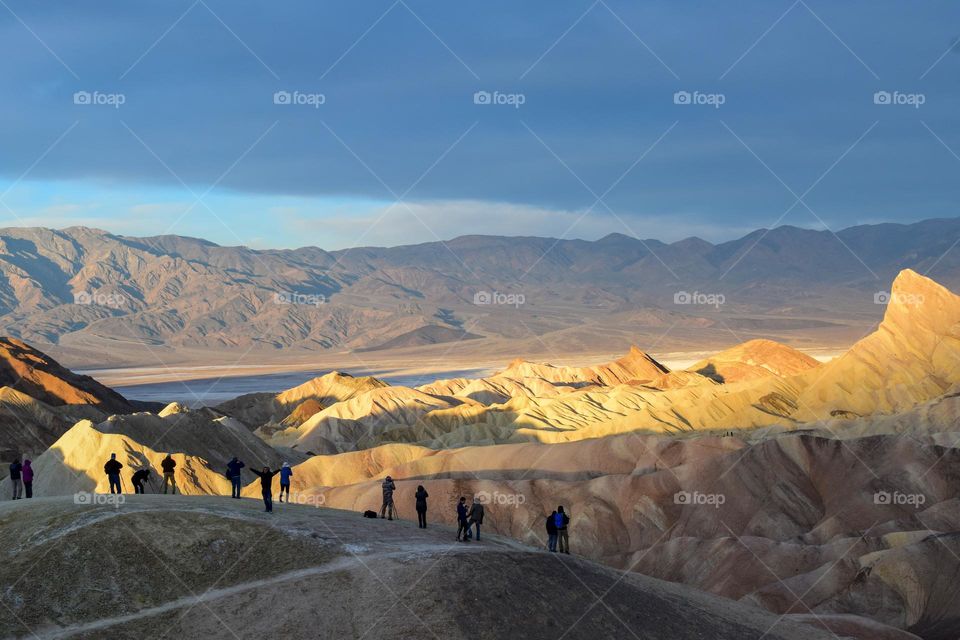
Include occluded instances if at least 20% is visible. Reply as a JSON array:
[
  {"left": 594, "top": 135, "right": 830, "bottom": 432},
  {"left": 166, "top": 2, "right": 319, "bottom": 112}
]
[{"left": 2, "top": 218, "right": 960, "bottom": 362}]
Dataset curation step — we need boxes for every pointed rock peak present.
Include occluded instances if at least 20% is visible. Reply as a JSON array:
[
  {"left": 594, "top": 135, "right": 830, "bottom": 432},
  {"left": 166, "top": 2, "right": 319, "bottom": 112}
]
[
  {"left": 158, "top": 402, "right": 189, "bottom": 417},
  {"left": 881, "top": 269, "right": 960, "bottom": 331},
  {"left": 890, "top": 268, "right": 954, "bottom": 299},
  {"left": 617, "top": 346, "right": 670, "bottom": 374}
]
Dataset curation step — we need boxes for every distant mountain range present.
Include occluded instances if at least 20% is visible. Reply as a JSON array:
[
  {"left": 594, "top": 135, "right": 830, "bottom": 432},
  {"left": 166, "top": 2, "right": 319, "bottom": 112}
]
[{"left": 1, "top": 218, "right": 958, "bottom": 365}]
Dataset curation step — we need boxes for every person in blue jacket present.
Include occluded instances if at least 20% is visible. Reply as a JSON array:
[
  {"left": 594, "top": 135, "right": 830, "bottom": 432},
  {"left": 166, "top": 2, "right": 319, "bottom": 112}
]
[
  {"left": 555, "top": 506, "right": 570, "bottom": 554},
  {"left": 278, "top": 462, "right": 293, "bottom": 503},
  {"left": 226, "top": 457, "right": 245, "bottom": 499}
]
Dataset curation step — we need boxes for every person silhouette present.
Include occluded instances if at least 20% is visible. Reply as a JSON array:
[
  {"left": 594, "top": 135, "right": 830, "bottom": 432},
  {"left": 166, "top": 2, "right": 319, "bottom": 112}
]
[
  {"left": 131, "top": 468, "right": 151, "bottom": 494},
  {"left": 467, "top": 496, "right": 485, "bottom": 541},
  {"left": 250, "top": 467, "right": 279, "bottom": 512},
  {"left": 379, "top": 476, "right": 396, "bottom": 520},
  {"left": 278, "top": 462, "right": 293, "bottom": 503},
  {"left": 103, "top": 454, "right": 123, "bottom": 494},
  {"left": 555, "top": 506, "right": 570, "bottom": 554},
  {"left": 456, "top": 497, "right": 470, "bottom": 542},
  {"left": 8, "top": 458, "right": 22, "bottom": 500},
  {"left": 21, "top": 459, "right": 34, "bottom": 499},
  {"left": 160, "top": 455, "right": 177, "bottom": 494},
  {"left": 226, "top": 456, "right": 245, "bottom": 499},
  {"left": 546, "top": 510, "right": 558, "bottom": 552},
  {"left": 415, "top": 485, "right": 429, "bottom": 528}
]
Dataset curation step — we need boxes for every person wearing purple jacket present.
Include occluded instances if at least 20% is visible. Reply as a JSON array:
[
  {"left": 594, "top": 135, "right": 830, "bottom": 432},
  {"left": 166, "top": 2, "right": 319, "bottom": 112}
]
[{"left": 21, "top": 459, "right": 34, "bottom": 499}]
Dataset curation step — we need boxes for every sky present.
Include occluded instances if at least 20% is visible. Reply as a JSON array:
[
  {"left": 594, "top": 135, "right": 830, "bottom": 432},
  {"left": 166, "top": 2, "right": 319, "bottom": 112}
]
[{"left": 1, "top": 0, "right": 959, "bottom": 249}]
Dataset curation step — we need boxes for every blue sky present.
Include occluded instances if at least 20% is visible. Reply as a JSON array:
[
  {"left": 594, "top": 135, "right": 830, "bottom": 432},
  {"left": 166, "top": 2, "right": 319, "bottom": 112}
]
[{"left": 1, "top": 0, "right": 959, "bottom": 248}]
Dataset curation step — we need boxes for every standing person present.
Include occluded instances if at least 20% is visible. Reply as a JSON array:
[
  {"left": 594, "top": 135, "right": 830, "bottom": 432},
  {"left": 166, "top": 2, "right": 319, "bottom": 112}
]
[
  {"left": 278, "top": 462, "right": 293, "bottom": 503},
  {"left": 546, "top": 510, "right": 558, "bottom": 552},
  {"left": 21, "top": 459, "right": 34, "bottom": 499},
  {"left": 467, "top": 496, "right": 485, "bottom": 541},
  {"left": 555, "top": 506, "right": 570, "bottom": 554},
  {"left": 226, "top": 456, "right": 245, "bottom": 499},
  {"left": 160, "top": 455, "right": 177, "bottom": 494},
  {"left": 131, "top": 468, "right": 151, "bottom": 494},
  {"left": 456, "top": 497, "right": 470, "bottom": 542},
  {"left": 414, "top": 485, "right": 429, "bottom": 529},
  {"left": 104, "top": 454, "right": 123, "bottom": 494},
  {"left": 250, "top": 467, "right": 278, "bottom": 512},
  {"left": 8, "top": 458, "right": 22, "bottom": 500},
  {"left": 379, "top": 475, "right": 396, "bottom": 520}
]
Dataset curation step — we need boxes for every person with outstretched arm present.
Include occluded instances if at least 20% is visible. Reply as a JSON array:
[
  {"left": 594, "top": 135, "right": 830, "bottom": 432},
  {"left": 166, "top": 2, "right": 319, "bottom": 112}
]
[
  {"left": 9, "top": 458, "right": 22, "bottom": 500},
  {"left": 226, "top": 456, "right": 245, "bottom": 499},
  {"left": 555, "top": 505, "right": 570, "bottom": 554},
  {"left": 250, "top": 467, "right": 279, "bottom": 512},
  {"left": 546, "top": 510, "right": 558, "bottom": 552},
  {"left": 415, "top": 485, "right": 429, "bottom": 528},
  {"left": 104, "top": 454, "right": 123, "bottom": 494},
  {"left": 278, "top": 462, "right": 293, "bottom": 503},
  {"left": 379, "top": 475, "right": 396, "bottom": 520},
  {"left": 161, "top": 455, "right": 177, "bottom": 494},
  {"left": 467, "top": 496, "right": 485, "bottom": 541}
]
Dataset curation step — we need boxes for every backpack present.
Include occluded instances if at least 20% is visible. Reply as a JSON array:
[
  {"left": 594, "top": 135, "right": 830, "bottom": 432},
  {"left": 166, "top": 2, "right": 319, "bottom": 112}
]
[{"left": 363, "top": 510, "right": 378, "bottom": 519}]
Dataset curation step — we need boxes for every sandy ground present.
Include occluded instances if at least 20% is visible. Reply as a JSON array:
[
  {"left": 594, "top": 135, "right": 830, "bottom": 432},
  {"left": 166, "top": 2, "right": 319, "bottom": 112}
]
[{"left": 0, "top": 495, "right": 834, "bottom": 640}]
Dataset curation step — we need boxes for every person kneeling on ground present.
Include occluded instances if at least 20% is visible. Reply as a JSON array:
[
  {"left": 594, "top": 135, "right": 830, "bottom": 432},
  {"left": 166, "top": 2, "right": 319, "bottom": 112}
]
[
  {"left": 415, "top": 485, "right": 429, "bottom": 528},
  {"left": 131, "top": 468, "right": 151, "bottom": 494},
  {"left": 546, "top": 510, "right": 558, "bottom": 552},
  {"left": 250, "top": 467, "right": 279, "bottom": 512},
  {"left": 161, "top": 454, "right": 178, "bottom": 494},
  {"left": 279, "top": 462, "right": 293, "bottom": 503},
  {"left": 104, "top": 454, "right": 123, "bottom": 494},
  {"left": 379, "top": 475, "right": 396, "bottom": 520},
  {"left": 555, "top": 505, "right": 570, "bottom": 554},
  {"left": 456, "top": 497, "right": 470, "bottom": 542},
  {"left": 467, "top": 496, "right": 485, "bottom": 541}
]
